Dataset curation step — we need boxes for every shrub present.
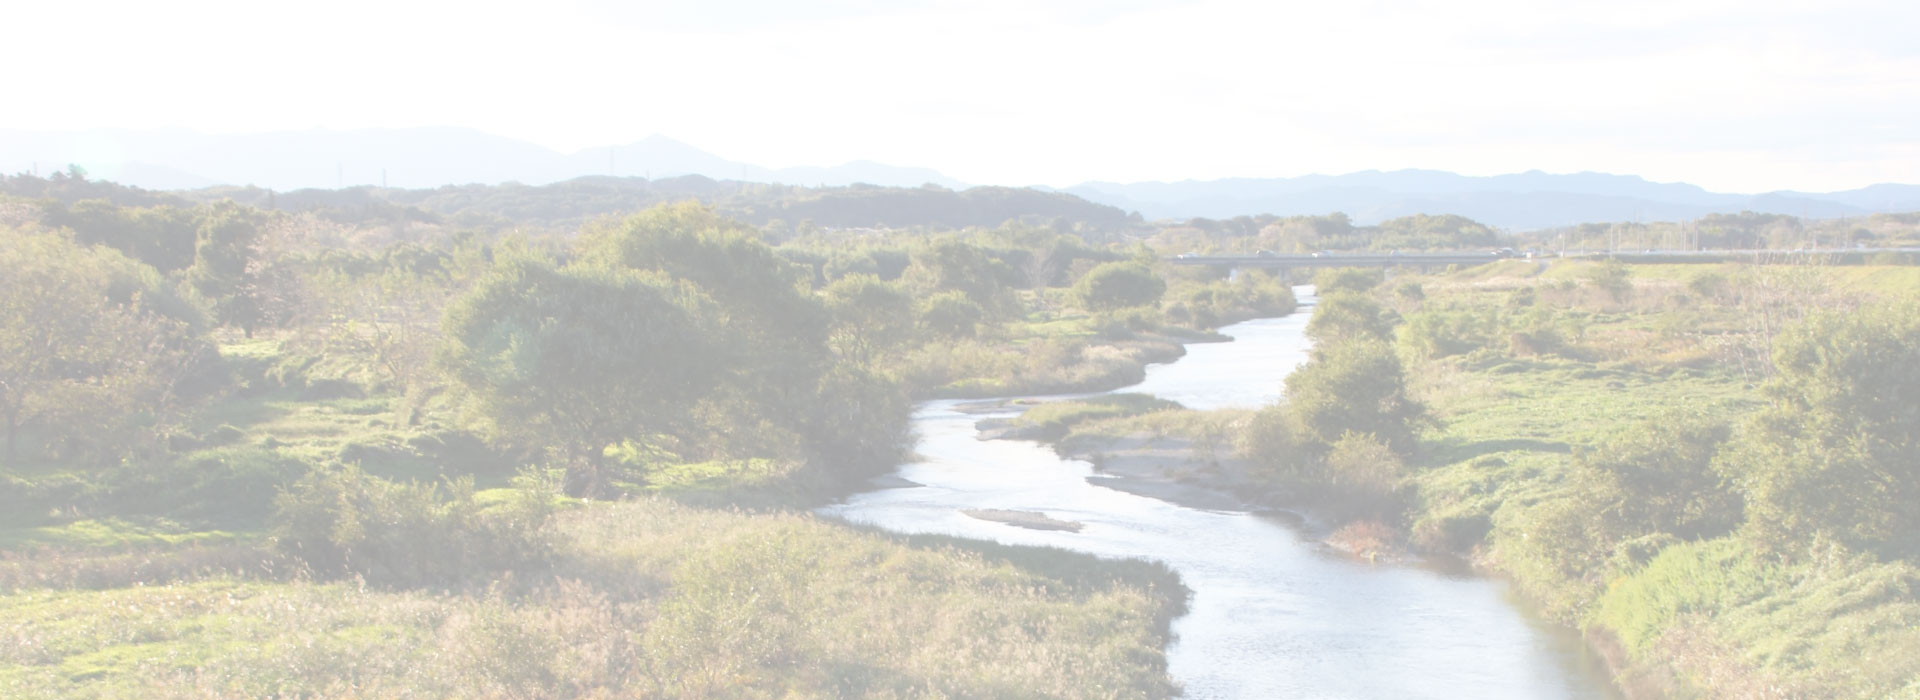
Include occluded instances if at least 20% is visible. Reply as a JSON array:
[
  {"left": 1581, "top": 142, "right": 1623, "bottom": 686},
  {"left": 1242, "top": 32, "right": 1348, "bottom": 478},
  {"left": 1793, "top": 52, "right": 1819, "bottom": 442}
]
[{"left": 271, "top": 465, "right": 554, "bottom": 588}]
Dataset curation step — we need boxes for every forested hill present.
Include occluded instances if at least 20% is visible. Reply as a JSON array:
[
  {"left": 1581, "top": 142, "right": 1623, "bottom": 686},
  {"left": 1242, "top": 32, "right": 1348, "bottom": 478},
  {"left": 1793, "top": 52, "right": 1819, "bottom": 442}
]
[{"left": 158, "top": 175, "right": 1138, "bottom": 233}]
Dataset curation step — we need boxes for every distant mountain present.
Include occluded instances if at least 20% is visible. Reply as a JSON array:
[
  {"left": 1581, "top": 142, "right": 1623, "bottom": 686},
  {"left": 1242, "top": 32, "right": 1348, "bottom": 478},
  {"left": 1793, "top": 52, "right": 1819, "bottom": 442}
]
[
  {"left": 1056, "top": 171, "right": 1916, "bottom": 229},
  {"left": 0, "top": 128, "right": 968, "bottom": 192}
]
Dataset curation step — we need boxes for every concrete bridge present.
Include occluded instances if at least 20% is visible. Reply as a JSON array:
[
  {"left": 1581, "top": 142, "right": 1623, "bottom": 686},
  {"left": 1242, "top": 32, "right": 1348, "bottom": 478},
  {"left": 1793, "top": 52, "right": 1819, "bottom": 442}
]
[
  {"left": 1166, "top": 252, "right": 1508, "bottom": 270},
  {"left": 1168, "top": 248, "right": 1920, "bottom": 273}
]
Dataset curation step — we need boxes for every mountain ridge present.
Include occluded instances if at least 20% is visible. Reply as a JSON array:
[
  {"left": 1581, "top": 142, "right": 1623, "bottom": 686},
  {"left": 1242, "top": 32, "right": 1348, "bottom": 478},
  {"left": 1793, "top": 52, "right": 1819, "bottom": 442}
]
[{"left": 4, "top": 127, "right": 1917, "bottom": 229}]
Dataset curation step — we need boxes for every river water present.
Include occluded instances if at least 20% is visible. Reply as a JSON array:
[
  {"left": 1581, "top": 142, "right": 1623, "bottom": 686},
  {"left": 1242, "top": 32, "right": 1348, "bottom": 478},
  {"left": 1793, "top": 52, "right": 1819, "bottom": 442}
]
[{"left": 820, "top": 288, "right": 1618, "bottom": 698}]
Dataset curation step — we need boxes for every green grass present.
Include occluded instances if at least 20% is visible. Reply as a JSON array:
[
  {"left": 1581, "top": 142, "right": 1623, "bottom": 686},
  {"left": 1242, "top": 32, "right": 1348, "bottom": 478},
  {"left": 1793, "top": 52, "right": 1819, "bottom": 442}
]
[
  {"left": 0, "top": 518, "right": 243, "bottom": 551},
  {"left": 1387, "top": 261, "right": 1920, "bottom": 697},
  {"left": 1592, "top": 539, "right": 1920, "bottom": 698},
  {"left": 0, "top": 499, "right": 1186, "bottom": 699},
  {"left": 1013, "top": 394, "right": 1180, "bottom": 441}
]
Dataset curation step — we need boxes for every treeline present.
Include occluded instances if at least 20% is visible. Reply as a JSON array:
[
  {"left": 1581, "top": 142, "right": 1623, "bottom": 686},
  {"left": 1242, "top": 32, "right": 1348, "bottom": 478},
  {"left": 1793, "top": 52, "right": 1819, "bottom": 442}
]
[
  {"left": 0, "top": 185, "right": 1290, "bottom": 537},
  {"left": 162, "top": 174, "right": 1139, "bottom": 234},
  {"left": 1153, "top": 212, "right": 1508, "bottom": 254},
  {"left": 1529, "top": 210, "right": 1920, "bottom": 252},
  {"left": 1240, "top": 269, "right": 1423, "bottom": 536}
]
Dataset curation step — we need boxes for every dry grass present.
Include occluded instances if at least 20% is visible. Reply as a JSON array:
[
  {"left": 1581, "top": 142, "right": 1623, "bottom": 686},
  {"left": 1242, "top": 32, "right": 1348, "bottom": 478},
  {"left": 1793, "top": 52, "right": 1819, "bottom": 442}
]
[{"left": 1, "top": 498, "right": 1185, "bottom": 699}]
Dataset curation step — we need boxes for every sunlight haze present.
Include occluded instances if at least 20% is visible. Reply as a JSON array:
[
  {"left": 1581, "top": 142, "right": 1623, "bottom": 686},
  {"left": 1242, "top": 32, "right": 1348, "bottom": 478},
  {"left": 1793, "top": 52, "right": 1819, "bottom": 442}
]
[{"left": 10, "top": 0, "right": 1919, "bottom": 190}]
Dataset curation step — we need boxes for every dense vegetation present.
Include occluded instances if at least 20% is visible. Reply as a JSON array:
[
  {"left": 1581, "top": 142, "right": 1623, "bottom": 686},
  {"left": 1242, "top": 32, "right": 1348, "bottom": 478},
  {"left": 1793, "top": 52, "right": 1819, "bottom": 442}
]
[
  {"left": 48, "top": 174, "right": 1139, "bottom": 235},
  {"left": 1235, "top": 260, "right": 1920, "bottom": 697},
  {"left": 0, "top": 174, "right": 1301, "bottom": 697},
  {"left": 10, "top": 168, "right": 1920, "bottom": 697}
]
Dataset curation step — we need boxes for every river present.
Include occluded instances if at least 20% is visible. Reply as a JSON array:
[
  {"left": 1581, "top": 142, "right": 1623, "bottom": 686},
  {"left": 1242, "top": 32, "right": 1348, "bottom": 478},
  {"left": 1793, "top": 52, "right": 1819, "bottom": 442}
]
[{"left": 820, "top": 288, "right": 1619, "bottom": 698}]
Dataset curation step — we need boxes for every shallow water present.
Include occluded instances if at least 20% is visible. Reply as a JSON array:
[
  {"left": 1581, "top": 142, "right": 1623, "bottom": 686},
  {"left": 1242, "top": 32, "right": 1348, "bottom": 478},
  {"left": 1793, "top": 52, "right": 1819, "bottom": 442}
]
[{"left": 822, "top": 287, "right": 1619, "bottom": 698}]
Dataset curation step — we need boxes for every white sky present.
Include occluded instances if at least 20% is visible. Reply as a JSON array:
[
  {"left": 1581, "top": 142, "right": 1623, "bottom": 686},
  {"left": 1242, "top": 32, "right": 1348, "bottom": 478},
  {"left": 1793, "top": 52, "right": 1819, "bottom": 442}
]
[{"left": 10, "top": 0, "right": 1919, "bottom": 191}]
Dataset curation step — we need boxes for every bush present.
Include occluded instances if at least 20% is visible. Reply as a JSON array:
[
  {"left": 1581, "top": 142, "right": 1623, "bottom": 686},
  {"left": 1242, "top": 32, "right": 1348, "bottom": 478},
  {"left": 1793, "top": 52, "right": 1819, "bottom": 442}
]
[
  {"left": 1313, "top": 267, "right": 1383, "bottom": 295},
  {"left": 919, "top": 290, "right": 984, "bottom": 339},
  {"left": 1321, "top": 432, "right": 1407, "bottom": 521},
  {"left": 1283, "top": 337, "right": 1423, "bottom": 455},
  {"left": 123, "top": 446, "right": 308, "bottom": 527},
  {"left": 271, "top": 465, "right": 554, "bottom": 588}
]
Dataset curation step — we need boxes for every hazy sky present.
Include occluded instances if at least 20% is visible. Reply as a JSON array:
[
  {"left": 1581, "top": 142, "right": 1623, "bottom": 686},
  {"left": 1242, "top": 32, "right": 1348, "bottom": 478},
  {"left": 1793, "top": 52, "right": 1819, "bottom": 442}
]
[{"left": 12, "top": 0, "right": 1919, "bottom": 191}]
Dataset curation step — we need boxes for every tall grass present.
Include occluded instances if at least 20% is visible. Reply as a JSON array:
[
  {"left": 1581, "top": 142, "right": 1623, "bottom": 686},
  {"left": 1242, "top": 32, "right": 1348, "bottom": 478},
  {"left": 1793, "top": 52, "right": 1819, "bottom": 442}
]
[{"left": 1, "top": 499, "right": 1185, "bottom": 699}]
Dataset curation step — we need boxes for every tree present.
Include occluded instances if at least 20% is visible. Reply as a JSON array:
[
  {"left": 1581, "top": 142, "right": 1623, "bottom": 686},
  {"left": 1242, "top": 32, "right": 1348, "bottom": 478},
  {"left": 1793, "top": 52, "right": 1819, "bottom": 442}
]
[
  {"left": 1283, "top": 336, "right": 1422, "bottom": 455},
  {"left": 441, "top": 257, "right": 721, "bottom": 496},
  {"left": 1072, "top": 261, "right": 1166, "bottom": 311},
  {"left": 1723, "top": 304, "right": 1920, "bottom": 557},
  {"left": 902, "top": 238, "right": 1014, "bottom": 313},
  {"left": 919, "top": 291, "right": 984, "bottom": 339},
  {"left": 1575, "top": 415, "right": 1740, "bottom": 542},
  {"left": 1305, "top": 291, "right": 1394, "bottom": 346},
  {"left": 0, "top": 228, "right": 209, "bottom": 465},
  {"left": 309, "top": 263, "right": 454, "bottom": 426},
  {"left": 582, "top": 203, "right": 833, "bottom": 411},
  {"left": 187, "top": 201, "right": 273, "bottom": 334},
  {"left": 1311, "top": 268, "right": 1382, "bottom": 296},
  {"left": 823, "top": 273, "right": 916, "bottom": 363},
  {"left": 1321, "top": 431, "right": 1406, "bottom": 520}
]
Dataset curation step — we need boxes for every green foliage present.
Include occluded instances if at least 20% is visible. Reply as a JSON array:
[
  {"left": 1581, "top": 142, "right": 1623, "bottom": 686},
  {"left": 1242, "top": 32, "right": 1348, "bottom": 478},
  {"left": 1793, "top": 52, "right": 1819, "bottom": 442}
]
[
  {"left": 1577, "top": 415, "right": 1740, "bottom": 542},
  {"left": 45, "top": 199, "right": 200, "bottom": 272},
  {"left": 902, "top": 237, "right": 1017, "bottom": 314},
  {"left": 1304, "top": 291, "right": 1395, "bottom": 346},
  {"left": 1311, "top": 267, "right": 1383, "bottom": 295},
  {"left": 1073, "top": 261, "right": 1167, "bottom": 312},
  {"left": 0, "top": 228, "right": 213, "bottom": 466},
  {"left": 2, "top": 498, "right": 1183, "bottom": 698},
  {"left": 1283, "top": 336, "right": 1423, "bottom": 455},
  {"left": 441, "top": 256, "right": 721, "bottom": 495},
  {"left": 1163, "top": 272, "right": 1296, "bottom": 329},
  {"left": 823, "top": 273, "right": 915, "bottom": 360},
  {"left": 1687, "top": 270, "right": 1729, "bottom": 300},
  {"left": 271, "top": 465, "right": 554, "bottom": 588},
  {"left": 186, "top": 201, "right": 275, "bottom": 334},
  {"left": 1593, "top": 539, "right": 1920, "bottom": 699},
  {"left": 919, "top": 290, "right": 984, "bottom": 339},
  {"left": 1013, "top": 394, "right": 1180, "bottom": 441},
  {"left": 823, "top": 247, "right": 912, "bottom": 281},
  {"left": 582, "top": 203, "right": 830, "bottom": 381},
  {"left": 1582, "top": 258, "right": 1632, "bottom": 302},
  {"left": 1370, "top": 214, "right": 1502, "bottom": 251},
  {"left": 1723, "top": 303, "right": 1920, "bottom": 558},
  {"left": 1321, "top": 431, "right": 1407, "bottom": 520}
]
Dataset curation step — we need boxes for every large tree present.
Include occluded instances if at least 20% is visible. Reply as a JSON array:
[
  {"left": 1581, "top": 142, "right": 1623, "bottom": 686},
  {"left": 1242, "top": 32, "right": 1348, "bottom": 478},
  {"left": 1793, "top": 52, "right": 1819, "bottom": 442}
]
[
  {"left": 1724, "top": 303, "right": 1920, "bottom": 557},
  {"left": 0, "top": 228, "right": 208, "bottom": 465},
  {"left": 186, "top": 201, "right": 273, "bottom": 334},
  {"left": 1072, "top": 261, "right": 1166, "bottom": 312},
  {"left": 441, "top": 257, "right": 721, "bottom": 496},
  {"left": 1282, "top": 336, "right": 1423, "bottom": 455}
]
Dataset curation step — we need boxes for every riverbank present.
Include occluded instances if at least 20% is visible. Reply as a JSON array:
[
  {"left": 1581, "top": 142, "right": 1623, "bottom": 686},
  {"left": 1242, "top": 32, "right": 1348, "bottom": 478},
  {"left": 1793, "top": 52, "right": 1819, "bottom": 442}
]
[
  {"left": 831, "top": 310, "right": 1621, "bottom": 697},
  {"left": 982, "top": 400, "right": 1392, "bottom": 558},
  {"left": 1019, "top": 261, "right": 1920, "bottom": 697},
  {"left": 0, "top": 497, "right": 1186, "bottom": 698}
]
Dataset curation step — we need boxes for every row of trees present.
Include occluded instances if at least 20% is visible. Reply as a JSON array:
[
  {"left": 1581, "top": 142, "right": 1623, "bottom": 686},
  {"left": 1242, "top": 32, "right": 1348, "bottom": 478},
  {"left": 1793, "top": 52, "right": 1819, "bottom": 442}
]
[
  {"left": 1241, "top": 269, "right": 1422, "bottom": 520},
  {"left": 3, "top": 194, "right": 1195, "bottom": 502}
]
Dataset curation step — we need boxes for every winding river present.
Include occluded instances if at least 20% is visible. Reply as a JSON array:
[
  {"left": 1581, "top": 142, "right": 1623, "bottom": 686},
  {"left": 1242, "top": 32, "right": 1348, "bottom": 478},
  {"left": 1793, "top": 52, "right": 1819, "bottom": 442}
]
[{"left": 821, "top": 288, "right": 1619, "bottom": 698}]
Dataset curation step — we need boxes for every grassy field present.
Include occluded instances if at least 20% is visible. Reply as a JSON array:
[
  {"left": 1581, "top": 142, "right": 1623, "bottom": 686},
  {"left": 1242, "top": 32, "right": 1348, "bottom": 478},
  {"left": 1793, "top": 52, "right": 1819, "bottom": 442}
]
[
  {"left": 1, "top": 499, "right": 1185, "bottom": 699},
  {"left": 0, "top": 320, "right": 1200, "bottom": 698},
  {"left": 1399, "top": 261, "right": 1920, "bottom": 698}
]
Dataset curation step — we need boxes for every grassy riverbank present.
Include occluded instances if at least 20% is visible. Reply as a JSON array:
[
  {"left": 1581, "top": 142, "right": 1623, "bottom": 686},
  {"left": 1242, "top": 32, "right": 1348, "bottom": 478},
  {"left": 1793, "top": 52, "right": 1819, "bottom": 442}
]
[
  {"left": 2, "top": 204, "right": 1257, "bottom": 698},
  {"left": 1016, "top": 260, "right": 1920, "bottom": 698},
  {"left": 1, "top": 497, "right": 1184, "bottom": 698}
]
